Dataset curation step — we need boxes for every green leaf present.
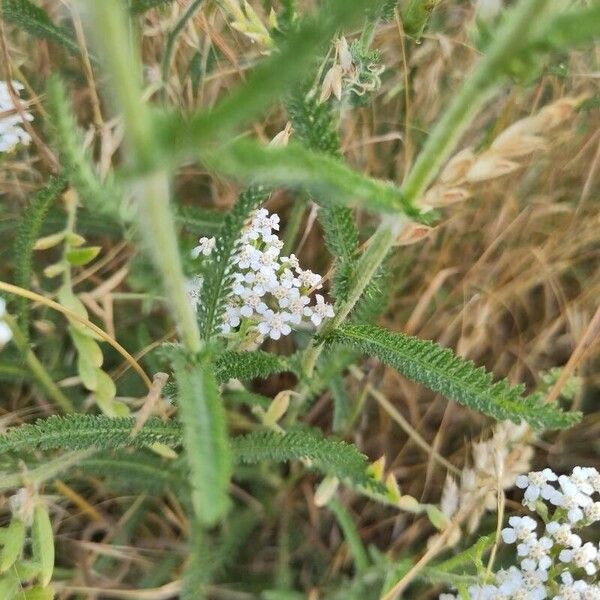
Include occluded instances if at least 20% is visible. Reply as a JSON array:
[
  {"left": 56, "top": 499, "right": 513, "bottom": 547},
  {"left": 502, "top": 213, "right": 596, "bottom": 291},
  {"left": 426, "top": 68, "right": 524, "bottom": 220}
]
[
  {"left": 31, "top": 505, "right": 54, "bottom": 587},
  {"left": 207, "top": 139, "right": 424, "bottom": 218},
  {"left": 46, "top": 76, "right": 123, "bottom": 222},
  {"left": 172, "top": 351, "right": 232, "bottom": 526},
  {"left": 325, "top": 324, "right": 581, "bottom": 430},
  {"left": 234, "top": 429, "right": 374, "bottom": 488},
  {"left": 13, "top": 176, "right": 67, "bottom": 343},
  {"left": 65, "top": 246, "right": 101, "bottom": 266},
  {"left": 197, "top": 186, "right": 268, "bottom": 339},
  {"left": 0, "top": 415, "right": 182, "bottom": 453},
  {"left": 2, "top": 0, "right": 81, "bottom": 56},
  {"left": 215, "top": 350, "right": 290, "bottom": 384},
  {"left": 0, "top": 520, "right": 25, "bottom": 573},
  {"left": 529, "top": 5, "right": 600, "bottom": 53}
]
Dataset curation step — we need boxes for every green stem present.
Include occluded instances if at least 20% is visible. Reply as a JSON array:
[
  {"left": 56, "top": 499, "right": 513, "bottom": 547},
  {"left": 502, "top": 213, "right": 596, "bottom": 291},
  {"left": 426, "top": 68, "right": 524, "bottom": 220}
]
[
  {"left": 4, "top": 313, "right": 74, "bottom": 414},
  {"left": 328, "top": 499, "right": 369, "bottom": 574},
  {"left": 85, "top": 0, "right": 202, "bottom": 355},
  {"left": 298, "top": 0, "right": 550, "bottom": 387}
]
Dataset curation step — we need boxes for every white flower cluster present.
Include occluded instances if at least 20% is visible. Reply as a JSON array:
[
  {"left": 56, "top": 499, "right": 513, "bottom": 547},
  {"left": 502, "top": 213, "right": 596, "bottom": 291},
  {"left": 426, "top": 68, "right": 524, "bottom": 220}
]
[
  {"left": 0, "top": 298, "right": 12, "bottom": 347},
  {"left": 441, "top": 466, "right": 600, "bottom": 600},
  {"left": 188, "top": 208, "right": 334, "bottom": 341},
  {"left": 0, "top": 81, "right": 33, "bottom": 153}
]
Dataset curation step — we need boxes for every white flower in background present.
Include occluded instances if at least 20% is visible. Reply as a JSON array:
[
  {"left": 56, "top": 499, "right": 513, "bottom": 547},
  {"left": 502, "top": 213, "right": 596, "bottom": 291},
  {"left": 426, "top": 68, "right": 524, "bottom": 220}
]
[
  {"left": 441, "top": 465, "right": 600, "bottom": 600},
  {"left": 0, "top": 298, "right": 12, "bottom": 346},
  {"left": 0, "top": 81, "right": 33, "bottom": 153},
  {"left": 516, "top": 468, "right": 558, "bottom": 506},
  {"left": 517, "top": 534, "right": 553, "bottom": 571},
  {"left": 502, "top": 515, "right": 538, "bottom": 544},
  {"left": 191, "top": 236, "right": 216, "bottom": 258}
]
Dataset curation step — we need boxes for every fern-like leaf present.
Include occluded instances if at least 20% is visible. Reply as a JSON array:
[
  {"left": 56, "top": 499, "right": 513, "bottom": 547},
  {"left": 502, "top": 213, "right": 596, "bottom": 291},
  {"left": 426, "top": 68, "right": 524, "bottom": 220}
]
[
  {"left": 2, "top": 0, "right": 81, "bottom": 57},
  {"left": 0, "top": 415, "right": 181, "bottom": 453},
  {"left": 325, "top": 324, "right": 580, "bottom": 430},
  {"left": 215, "top": 350, "right": 290, "bottom": 384},
  {"left": 13, "top": 175, "right": 67, "bottom": 342},
  {"left": 233, "top": 428, "right": 375, "bottom": 487},
  {"left": 197, "top": 186, "right": 268, "bottom": 338},
  {"left": 0, "top": 418, "right": 376, "bottom": 487},
  {"left": 46, "top": 76, "right": 123, "bottom": 222}
]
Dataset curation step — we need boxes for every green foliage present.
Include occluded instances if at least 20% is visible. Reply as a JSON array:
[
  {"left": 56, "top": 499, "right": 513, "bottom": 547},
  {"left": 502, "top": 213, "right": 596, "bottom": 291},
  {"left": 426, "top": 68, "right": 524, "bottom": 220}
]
[
  {"left": 234, "top": 429, "right": 374, "bottom": 487},
  {"left": 171, "top": 350, "right": 232, "bottom": 526},
  {"left": 529, "top": 5, "right": 600, "bottom": 54},
  {"left": 325, "top": 324, "right": 581, "bottom": 430},
  {"left": 0, "top": 417, "right": 375, "bottom": 488},
  {"left": 13, "top": 176, "right": 67, "bottom": 342},
  {"left": 197, "top": 186, "right": 268, "bottom": 338},
  {"left": 286, "top": 91, "right": 360, "bottom": 302},
  {"left": 210, "top": 139, "right": 424, "bottom": 218},
  {"left": 399, "top": 0, "right": 441, "bottom": 39},
  {"left": 0, "top": 415, "right": 181, "bottom": 453},
  {"left": 45, "top": 77, "right": 123, "bottom": 222},
  {"left": 1, "top": 0, "right": 81, "bottom": 57},
  {"left": 215, "top": 350, "right": 291, "bottom": 384}
]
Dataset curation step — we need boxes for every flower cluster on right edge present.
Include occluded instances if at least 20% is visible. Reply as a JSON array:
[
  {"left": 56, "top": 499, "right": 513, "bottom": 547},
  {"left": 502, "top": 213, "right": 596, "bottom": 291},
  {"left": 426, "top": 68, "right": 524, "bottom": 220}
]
[{"left": 441, "top": 467, "right": 600, "bottom": 599}]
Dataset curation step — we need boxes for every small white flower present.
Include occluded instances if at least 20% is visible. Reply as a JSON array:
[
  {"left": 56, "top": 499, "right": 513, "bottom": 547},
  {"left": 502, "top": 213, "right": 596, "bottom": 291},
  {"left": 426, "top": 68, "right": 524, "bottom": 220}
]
[
  {"left": 0, "top": 298, "right": 12, "bottom": 346},
  {"left": 240, "top": 292, "right": 268, "bottom": 318},
  {"left": 256, "top": 309, "right": 292, "bottom": 340},
  {"left": 546, "top": 521, "right": 581, "bottom": 548},
  {"left": 279, "top": 268, "right": 300, "bottom": 289},
  {"left": 281, "top": 254, "right": 300, "bottom": 270},
  {"left": 517, "top": 534, "right": 553, "bottom": 571},
  {"left": 569, "top": 466, "right": 597, "bottom": 496},
  {"left": 296, "top": 268, "right": 322, "bottom": 289},
  {"left": 244, "top": 267, "right": 278, "bottom": 296},
  {"left": 233, "top": 244, "right": 261, "bottom": 269},
  {"left": 284, "top": 293, "right": 311, "bottom": 324},
  {"left": 584, "top": 502, "right": 600, "bottom": 524},
  {"left": 304, "top": 294, "right": 334, "bottom": 327},
  {"left": 502, "top": 515, "right": 538, "bottom": 544},
  {"left": 553, "top": 571, "right": 589, "bottom": 600},
  {"left": 516, "top": 469, "right": 558, "bottom": 506},
  {"left": 191, "top": 236, "right": 216, "bottom": 258},
  {"left": 559, "top": 542, "right": 598, "bottom": 576},
  {"left": 552, "top": 476, "right": 594, "bottom": 523}
]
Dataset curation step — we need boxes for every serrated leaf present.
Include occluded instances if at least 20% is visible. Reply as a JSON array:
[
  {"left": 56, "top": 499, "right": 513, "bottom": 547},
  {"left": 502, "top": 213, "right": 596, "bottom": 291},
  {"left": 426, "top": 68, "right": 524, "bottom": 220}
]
[
  {"left": 325, "top": 324, "right": 581, "bottom": 430},
  {"left": 31, "top": 505, "right": 54, "bottom": 587},
  {"left": 65, "top": 246, "right": 101, "bottom": 266},
  {"left": 215, "top": 350, "right": 289, "bottom": 384},
  {"left": 172, "top": 351, "right": 232, "bottom": 526},
  {"left": 2, "top": 0, "right": 81, "bottom": 57}
]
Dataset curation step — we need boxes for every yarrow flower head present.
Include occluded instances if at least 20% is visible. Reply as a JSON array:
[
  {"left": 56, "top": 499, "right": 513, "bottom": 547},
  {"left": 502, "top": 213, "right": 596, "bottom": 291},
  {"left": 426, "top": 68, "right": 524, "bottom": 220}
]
[
  {"left": 441, "top": 466, "right": 600, "bottom": 600},
  {"left": 188, "top": 208, "right": 334, "bottom": 341},
  {"left": 0, "top": 81, "right": 33, "bottom": 153}
]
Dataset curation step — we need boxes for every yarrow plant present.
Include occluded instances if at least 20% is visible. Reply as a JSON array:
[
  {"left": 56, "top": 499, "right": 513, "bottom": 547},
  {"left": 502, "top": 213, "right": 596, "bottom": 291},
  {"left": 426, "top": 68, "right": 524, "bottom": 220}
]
[
  {"left": 187, "top": 208, "right": 334, "bottom": 342},
  {"left": 0, "top": 81, "right": 32, "bottom": 153},
  {"left": 0, "top": 0, "right": 597, "bottom": 597},
  {"left": 440, "top": 467, "right": 600, "bottom": 599}
]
